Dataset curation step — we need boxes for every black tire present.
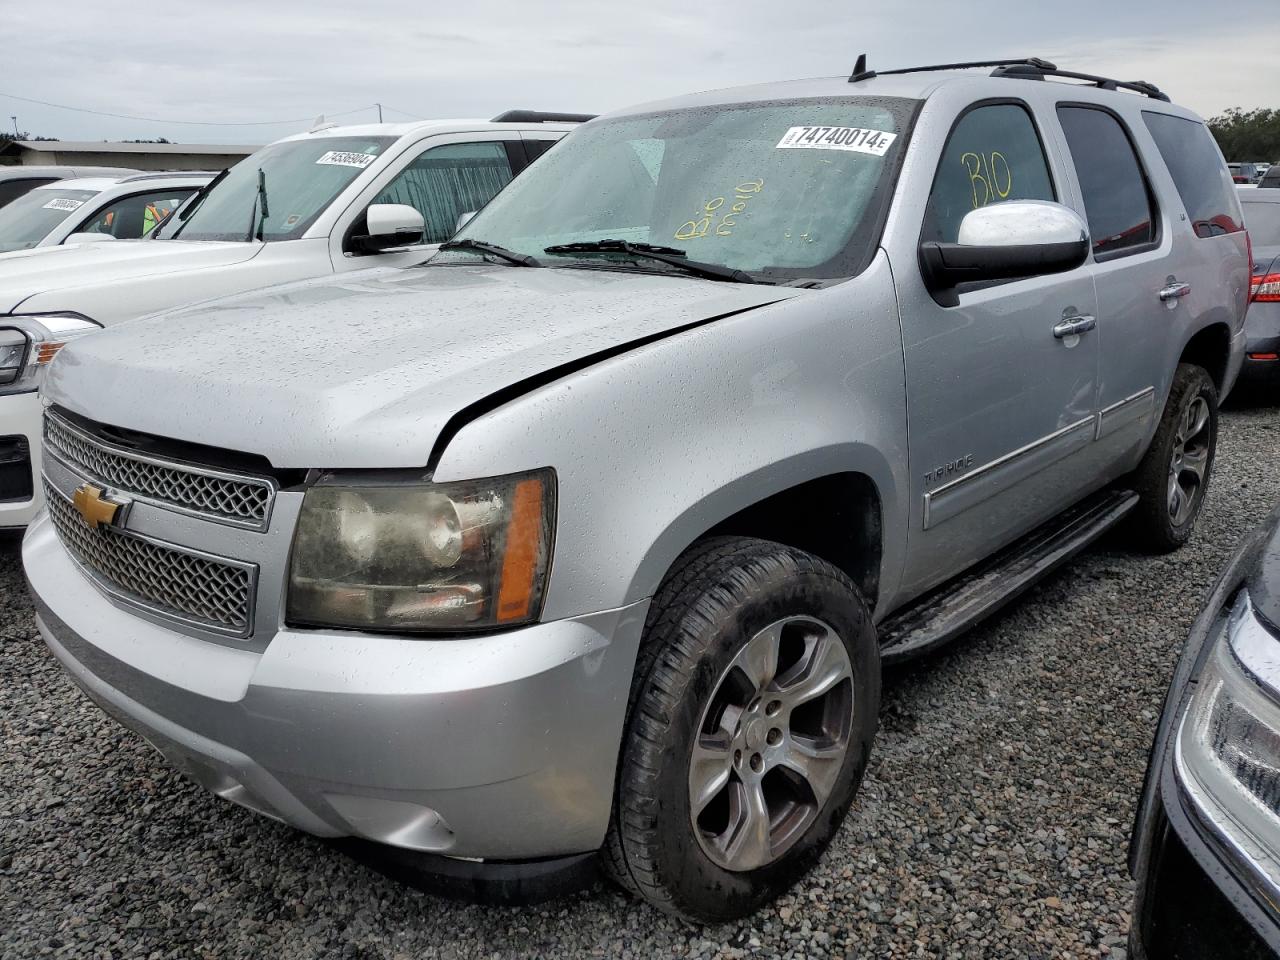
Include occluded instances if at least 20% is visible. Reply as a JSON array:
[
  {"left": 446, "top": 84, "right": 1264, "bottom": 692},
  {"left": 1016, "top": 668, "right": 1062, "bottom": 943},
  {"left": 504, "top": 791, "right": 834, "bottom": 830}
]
[
  {"left": 602, "top": 536, "right": 879, "bottom": 922},
  {"left": 1129, "top": 363, "right": 1218, "bottom": 552}
]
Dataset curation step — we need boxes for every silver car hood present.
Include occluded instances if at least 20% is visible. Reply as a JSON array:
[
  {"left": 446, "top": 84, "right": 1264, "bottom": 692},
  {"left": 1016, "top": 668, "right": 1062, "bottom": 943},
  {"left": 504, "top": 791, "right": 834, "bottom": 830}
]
[
  {"left": 0, "top": 240, "right": 261, "bottom": 314},
  {"left": 46, "top": 264, "right": 798, "bottom": 468}
]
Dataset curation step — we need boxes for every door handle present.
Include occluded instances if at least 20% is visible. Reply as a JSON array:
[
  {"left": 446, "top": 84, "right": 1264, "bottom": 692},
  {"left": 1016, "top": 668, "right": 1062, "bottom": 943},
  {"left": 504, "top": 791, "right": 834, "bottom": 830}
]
[
  {"left": 1159, "top": 281, "right": 1191, "bottom": 302},
  {"left": 1053, "top": 315, "right": 1096, "bottom": 339}
]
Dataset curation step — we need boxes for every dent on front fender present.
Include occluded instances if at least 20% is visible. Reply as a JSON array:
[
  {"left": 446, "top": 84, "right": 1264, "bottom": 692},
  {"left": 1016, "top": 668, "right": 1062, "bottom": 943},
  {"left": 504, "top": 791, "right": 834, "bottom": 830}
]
[{"left": 432, "top": 251, "right": 910, "bottom": 624}]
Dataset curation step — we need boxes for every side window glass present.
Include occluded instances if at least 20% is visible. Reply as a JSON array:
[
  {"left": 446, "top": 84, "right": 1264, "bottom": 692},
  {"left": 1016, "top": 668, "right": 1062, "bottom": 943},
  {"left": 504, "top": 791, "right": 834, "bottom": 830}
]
[
  {"left": 923, "top": 103, "right": 1056, "bottom": 244},
  {"left": 75, "top": 190, "right": 197, "bottom": 240},
  {"left": 374, "top": 141, "right": 514, "bottom": 244},
  {"left": 1057, "top": 107, "right": 1157, "bottom": 258},
  {"left": 1142, "top": 111, "right": 1244, "bottom": 238},
  {"left": 524, "top": 139, "right": 559, "bottom": 161}
]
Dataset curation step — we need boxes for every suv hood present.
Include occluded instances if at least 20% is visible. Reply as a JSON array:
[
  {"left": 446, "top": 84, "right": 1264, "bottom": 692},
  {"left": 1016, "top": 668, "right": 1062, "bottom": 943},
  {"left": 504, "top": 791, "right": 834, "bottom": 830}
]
[
  {"left": 47, "top": 264, "right": 797, "bottom": 468},
  {"left": 0, "top": 240, "right": 261, "bottom": 314}
]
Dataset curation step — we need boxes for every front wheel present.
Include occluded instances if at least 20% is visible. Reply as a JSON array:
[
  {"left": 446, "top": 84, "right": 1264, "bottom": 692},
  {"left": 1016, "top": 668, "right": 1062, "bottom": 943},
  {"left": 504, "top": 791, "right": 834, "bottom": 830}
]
[
  {"left": 1129, "top": 363, "right": 1218, "bottom": 552},
  {"left": 602, "top": 537, "right": 880, "bottom": 922}
]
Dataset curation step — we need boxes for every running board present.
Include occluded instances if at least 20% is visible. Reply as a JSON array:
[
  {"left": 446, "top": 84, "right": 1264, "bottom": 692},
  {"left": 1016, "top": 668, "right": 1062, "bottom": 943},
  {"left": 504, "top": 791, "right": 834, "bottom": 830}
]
[{"left": 878, "top": 488, "right": 1139, "bottom": 665}]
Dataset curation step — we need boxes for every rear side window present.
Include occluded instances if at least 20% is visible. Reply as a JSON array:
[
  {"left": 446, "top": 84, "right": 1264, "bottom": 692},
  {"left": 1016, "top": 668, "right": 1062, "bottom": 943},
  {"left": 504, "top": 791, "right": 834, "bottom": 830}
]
[
  {"left": 1142, "top": 111, "right": 1244, "bottom": 237},
  {"left": 1057, "top": 106, "right": 1157, "bottom": 258},
  {"left": 923, "top": 102, "right": 1056, "bottom": 244}
]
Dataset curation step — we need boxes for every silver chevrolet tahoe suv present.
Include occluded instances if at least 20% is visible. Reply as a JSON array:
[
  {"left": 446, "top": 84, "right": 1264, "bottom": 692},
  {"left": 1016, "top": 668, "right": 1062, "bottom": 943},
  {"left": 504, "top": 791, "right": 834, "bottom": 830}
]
[{"left": 23, "top": 58, "right": 1251, "bottom": 922}]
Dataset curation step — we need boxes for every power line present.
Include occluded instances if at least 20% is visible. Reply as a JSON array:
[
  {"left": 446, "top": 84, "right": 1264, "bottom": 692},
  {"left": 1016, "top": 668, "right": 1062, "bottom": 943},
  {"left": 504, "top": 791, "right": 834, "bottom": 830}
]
[
  {"left": 380, "top": 104, "right": 427, "bottom": 120},
  {"left": 0, "top": 91, "right": 379, "bottom": 127}
]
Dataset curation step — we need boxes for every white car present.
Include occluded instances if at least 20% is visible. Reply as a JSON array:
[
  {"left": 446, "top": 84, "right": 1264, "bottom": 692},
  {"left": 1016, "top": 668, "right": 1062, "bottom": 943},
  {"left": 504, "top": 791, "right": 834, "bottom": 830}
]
[
  {"left": 0, "top": 111, "right": 587, "bottom": 529},
  {"left": 0, "top": 165, "right": 142, "bottom": 210},
  {"left": 0, "top": 172, "right": 212, "bottom": 254}
]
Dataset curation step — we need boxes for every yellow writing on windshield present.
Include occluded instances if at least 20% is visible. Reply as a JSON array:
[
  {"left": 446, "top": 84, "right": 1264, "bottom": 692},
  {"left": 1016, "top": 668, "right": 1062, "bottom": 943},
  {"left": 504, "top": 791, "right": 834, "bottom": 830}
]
[
  {"left": 676, "top": 179, "right": 765, "bottom": 240},
  {"left": 961, "top": 151, "right": 1012, "bottom": 209}
]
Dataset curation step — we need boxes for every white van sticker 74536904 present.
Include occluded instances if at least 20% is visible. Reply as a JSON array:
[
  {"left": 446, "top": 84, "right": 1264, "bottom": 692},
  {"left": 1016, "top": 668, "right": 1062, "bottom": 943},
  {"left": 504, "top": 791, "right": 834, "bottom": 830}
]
[
  {"left": 315, "top": 150, "right": 377, "bottom": 168},
  {"left": 775, "top": 126, "right": 897, "bottom": 157},
  {"left": 42, "top": 198, "right": 86, "bottom": 212}
]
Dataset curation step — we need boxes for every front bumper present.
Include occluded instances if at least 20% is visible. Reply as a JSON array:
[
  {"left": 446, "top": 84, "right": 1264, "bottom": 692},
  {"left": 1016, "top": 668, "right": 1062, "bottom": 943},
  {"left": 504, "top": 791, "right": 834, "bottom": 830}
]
[
  {"left": 24, "top": 514, "right": 648, "bottom": 860},
  {"left": 0, "top": 390, "right": 42, "bottom": 528},
  {"left": 1130, "top": 765, "right": 1280, "bottom": 958}
]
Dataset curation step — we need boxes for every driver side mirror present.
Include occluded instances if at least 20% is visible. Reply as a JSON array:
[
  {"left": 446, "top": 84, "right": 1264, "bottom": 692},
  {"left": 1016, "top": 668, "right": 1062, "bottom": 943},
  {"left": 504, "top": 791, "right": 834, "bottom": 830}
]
[
  {"left": 353, "top": 203, "right": 425, "bottom": 253},
  {"left": 920, "top": 200, "right": 1090, "bottom": 307}
]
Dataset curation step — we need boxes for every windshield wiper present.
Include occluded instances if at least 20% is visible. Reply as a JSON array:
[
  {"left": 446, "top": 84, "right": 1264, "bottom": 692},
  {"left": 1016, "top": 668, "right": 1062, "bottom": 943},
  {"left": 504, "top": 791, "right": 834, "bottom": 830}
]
[
  {"left": 438, "top": 238, "right": 542, "bottom": 267},
  {"left": 166, "top": 165, "right": 231, "bottom": 239},
  {"left": 542, "top": 239, "right": 757, "bottom": 283},
  {"left": 245, "top": 168, "right": 269, "bottom": 243}
]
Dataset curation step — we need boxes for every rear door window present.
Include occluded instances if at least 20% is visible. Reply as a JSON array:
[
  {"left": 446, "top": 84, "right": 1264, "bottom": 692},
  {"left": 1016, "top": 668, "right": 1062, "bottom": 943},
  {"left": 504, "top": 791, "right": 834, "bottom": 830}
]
[
  {"left": 1142, "top": 111, "right": 1244, "bottom": 237},
  {"left": 922, "top": 102, "right": 1056, "bottom": 244},
  {"left": 373, "top": 141, "right": 515, "bottom": 244},
  {"left": 1057, "top": 106, "right": 1158, "bottom": 259}
]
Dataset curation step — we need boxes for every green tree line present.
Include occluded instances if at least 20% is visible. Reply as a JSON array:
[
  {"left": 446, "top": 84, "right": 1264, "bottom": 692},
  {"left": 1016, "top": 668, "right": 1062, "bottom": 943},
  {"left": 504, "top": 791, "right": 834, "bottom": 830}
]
[{"left": 1209, "top": 108, "right": 1280, "bottom": 162}]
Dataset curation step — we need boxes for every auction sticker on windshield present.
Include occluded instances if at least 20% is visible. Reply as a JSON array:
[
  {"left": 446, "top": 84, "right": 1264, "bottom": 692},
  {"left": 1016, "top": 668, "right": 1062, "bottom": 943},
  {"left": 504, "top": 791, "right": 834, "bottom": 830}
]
[
  {"left": 776, "top": 126, "right": 897, "bottom": 157},
  {"left": 42, "top": 198, "right": 86, "bottom": 212},
  {"left": 315, "top": 151, "right": 377, "bottom": 168}
]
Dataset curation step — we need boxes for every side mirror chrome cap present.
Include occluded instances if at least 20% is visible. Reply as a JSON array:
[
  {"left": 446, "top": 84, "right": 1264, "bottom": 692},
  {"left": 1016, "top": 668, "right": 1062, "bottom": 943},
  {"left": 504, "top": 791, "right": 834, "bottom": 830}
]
[
  {"left": 355, "top": 203, "right": 426, "bottom": 253},
  {"left": 957, "top": 199, "right": 1088, "bottom": 248},
  {"left": 921, "top": 200, "right": 1091, "bottom": 307}
]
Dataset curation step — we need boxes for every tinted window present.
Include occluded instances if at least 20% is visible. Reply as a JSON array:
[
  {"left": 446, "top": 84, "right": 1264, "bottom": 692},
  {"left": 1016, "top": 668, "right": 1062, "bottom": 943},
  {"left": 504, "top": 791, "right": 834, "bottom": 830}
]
[
  {"left": 923, "top": 103, "right": 1055, "bottom": 244},
  {"left": 524, "top": 139, "right": 558, "bottom": 161},
  {"left": 374, "top": 141, "right": 515, "bottom": 244},
  {"left": 1142, "top": 111, "right": 1244, "bottom": 236},
  {"left": 74, "top": 189, "right": 198, "bottom": 240},
  {"left": 1057, "top": 107, "right": 1157, "bottom": 257},
  {"left": 0, "top": 177, "right": 58, "bottom": 209}
]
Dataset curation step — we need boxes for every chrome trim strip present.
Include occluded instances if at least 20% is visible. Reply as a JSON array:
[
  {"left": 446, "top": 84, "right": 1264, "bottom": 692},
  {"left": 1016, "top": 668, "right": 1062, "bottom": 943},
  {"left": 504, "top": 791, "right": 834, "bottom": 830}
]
[
  {"left": 923, "top": 416, "right": 1094, "bottom": 530},
  {"left": 43, "top": 410, "right": 277, "bottom": 532},
  {"left": 43, "top": 478, "right": 259, "bottom": 639},
  {"left": 1095, "top": 386, "right": 1156, "bottom": 441}
]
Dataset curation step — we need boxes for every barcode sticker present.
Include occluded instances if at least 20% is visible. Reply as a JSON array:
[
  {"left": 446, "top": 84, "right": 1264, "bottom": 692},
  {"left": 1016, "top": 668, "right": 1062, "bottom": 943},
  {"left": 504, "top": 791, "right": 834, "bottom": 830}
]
[
  {"left": 315, "top": 150, "right": 377, "bottom": 168},
  {"left": 775, "top": 126, "right": 897, "bottom": 157},
  {"left": 42, "top": 198, "right": 86, "bottom": 212}
]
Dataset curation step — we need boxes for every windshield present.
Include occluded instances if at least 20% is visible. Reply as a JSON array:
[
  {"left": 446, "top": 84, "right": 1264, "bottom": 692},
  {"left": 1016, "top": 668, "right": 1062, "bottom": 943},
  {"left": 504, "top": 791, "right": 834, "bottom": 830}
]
[
  {"left": 157, "top": 136, "right": 395, "bottom": 242},
  {"left": 446, "top": 97, "right": 916, "bottom": 282},
  {"left": 1244, "top": 201, "right": 1280, "bottom": 247},
  {"left": 0, "top": 188, "right": 99, "bottom": 253}
]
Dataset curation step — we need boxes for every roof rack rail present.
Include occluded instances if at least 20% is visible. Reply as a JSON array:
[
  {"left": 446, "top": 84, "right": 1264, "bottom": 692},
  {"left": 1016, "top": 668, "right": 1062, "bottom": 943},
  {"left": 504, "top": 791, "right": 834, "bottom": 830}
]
[
  {"left": 490, "top": 110, "right": 596, "bottom": 124},
  {"left": 989, "top": 62, "right": 1170, "bottom": 101},
  {"left": 118, "top": 170, "right": 219, "bottom": 183},
  {"left": 847, "top": 54, "right": 1170, "bottom": 101},
  {"left": 848, "top": 55, "right": 1056, "bottom": 83}
]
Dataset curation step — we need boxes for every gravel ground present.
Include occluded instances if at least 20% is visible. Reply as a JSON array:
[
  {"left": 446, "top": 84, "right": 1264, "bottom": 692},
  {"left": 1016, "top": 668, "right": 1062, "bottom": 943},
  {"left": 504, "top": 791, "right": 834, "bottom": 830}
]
[{"left": 2, "top": 402, "right": 1279, "bottom": 960}]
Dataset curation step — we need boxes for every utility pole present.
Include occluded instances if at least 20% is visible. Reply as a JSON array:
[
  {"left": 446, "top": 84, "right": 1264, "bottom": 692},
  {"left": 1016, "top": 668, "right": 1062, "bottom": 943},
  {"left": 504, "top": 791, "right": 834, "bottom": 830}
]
[
  {"left": 9, "top": 116, "right": 17, "bottom": 137},
  {"left": 375, "top": 103, "right": 383, "bottom": 123}
]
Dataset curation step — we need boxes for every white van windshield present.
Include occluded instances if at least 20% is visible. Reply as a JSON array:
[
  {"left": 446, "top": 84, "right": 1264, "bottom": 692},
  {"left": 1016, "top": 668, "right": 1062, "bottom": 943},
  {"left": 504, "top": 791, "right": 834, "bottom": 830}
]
[
  {"left": 157, "top": 136, "right": 395, "bottom": 242},
  {"left": 446, "top": 98, "right": 916, "bottom": 282},
  {"left": 0, "top": 188, "right": 99, "bottom": 253}
]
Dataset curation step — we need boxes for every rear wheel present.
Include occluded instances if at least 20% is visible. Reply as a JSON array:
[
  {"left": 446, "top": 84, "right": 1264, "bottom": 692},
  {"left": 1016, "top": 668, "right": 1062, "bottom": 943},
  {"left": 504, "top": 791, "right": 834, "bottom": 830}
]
[
  {"left": 1129, "top": 363, "right": 1218, "bottom": 552},
  {"left": 603, "top": 537, "right": 879, "bottom": 922}
]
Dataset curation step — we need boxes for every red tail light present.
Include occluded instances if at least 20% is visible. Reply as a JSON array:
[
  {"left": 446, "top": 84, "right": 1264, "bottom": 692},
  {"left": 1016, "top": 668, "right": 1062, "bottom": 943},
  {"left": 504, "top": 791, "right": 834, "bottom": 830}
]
[{"left": 1252, "top": 272, "right": 1280, "bottom": 303}]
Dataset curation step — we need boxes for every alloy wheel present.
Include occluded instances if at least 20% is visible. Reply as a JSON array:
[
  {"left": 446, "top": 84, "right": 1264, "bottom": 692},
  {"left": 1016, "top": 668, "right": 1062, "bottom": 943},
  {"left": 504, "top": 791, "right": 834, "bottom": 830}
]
[
  {"left": 689, "top": 616, "right": 854, "bottom": 872},
  {"left": 1168, "top": 394, "right": 1211, "bottom": 526}
]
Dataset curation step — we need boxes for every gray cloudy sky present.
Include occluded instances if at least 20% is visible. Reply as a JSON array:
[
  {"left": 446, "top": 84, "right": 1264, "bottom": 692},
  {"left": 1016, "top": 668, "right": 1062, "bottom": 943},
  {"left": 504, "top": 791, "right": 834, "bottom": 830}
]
[{"left": 3, "top": 0, "right": 1277, "bottom": 145}]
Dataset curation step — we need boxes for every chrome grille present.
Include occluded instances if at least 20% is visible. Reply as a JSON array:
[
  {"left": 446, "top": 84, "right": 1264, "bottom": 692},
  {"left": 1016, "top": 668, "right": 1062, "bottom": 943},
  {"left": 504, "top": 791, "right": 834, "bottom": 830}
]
[
  {"left": 46, "top": 482, "right": 255, "bottom": 636},
  {"left": 43, "top": 412, "right": 274, "bottom": 530}
]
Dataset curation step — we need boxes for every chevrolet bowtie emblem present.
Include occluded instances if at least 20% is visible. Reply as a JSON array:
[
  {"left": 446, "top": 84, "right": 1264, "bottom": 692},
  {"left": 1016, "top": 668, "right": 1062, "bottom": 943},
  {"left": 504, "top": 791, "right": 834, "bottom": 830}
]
[{"left": 72, "top": 483, "right": 123, "bottom": 530}]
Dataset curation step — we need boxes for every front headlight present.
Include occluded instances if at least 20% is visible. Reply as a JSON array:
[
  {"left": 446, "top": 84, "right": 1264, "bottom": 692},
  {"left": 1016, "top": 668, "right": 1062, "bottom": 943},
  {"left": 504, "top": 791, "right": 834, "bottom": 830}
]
[
  {"left": 0, "top": 312, "right": 102, "bottom": 396},
  {"left": 1175, "top": 590, "right": 1280, "bottom": 899},
  {"left": 287, "top": 469, "right": 555, "bottom": 632}
]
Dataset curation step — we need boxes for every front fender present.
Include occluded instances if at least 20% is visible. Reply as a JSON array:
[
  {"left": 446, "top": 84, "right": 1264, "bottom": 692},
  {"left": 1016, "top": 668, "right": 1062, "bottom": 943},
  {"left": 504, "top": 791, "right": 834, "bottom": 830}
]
[{"left": 433, "top": 251, "right": 909, "bottom": 623}]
